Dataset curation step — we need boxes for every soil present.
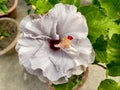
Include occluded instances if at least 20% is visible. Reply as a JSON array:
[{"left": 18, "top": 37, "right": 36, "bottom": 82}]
[
  {"left": 0, "top": 19, "right": 17, "bottom": 51},
  {"left": 6, "top": 0, "right": 14, "bottom": 9}
]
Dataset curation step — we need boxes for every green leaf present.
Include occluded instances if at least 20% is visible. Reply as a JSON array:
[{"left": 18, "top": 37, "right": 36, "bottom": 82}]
[
  {"left": 34, "top": 0, "right": 53, "bottom": 14},
  {"left": 100, "top": 0, "right": 120, "bottom": 19},
  {"left": 48, "top": 0, "right": 81, "bottom": 7},
  {"left": 107, "top": 64, "right": 120, "bottom": 76},
  {"left": 79, "top": 5, "right": 109, "bottom": 43},
  {"left": 114, "top": 18, "right": 120, "bottom": 25},
  {"left": 52, "top": 74, "right": 83, "bottom": 90},
  {"left": 79, "top": 5, "right": 120, "bottom": 43},
  {"left": 0, "top": 0, "right": 7, "bottom": 4},
  {"left": 92, "top": 0, "right": 101, "bottom": 7},
  {"left": 2, "top": 32, "right": 10, "bottom": 37},
  {"left": 48, "top": 0, "right": 81, "bottom": 8},
  {"left": 0, "top": 29, "right": 10, "bottom": 37},
  {"left": 93, "top": 35, "right": 108, "bottom": 63},
  {"left": 93, "top": 35, "right": 107, "bottom": 51},
  {"left": 73, "top": 0, "right": 81, "bottom": 7},
  {"left": 98, "top": 79, "right": 120, "bottom": 90},
  {"left": 107, "top": 34, "right": 120, "bottom": 64},
  {"left": 53, "top": 82, "right": 75, "bottom": 90},
  {"left": 108, "top": 22, "right": 120, "bottom": 38},
  {"left": 94, "top": 50, "right": 107, "bottom": 63},
  {"left": 106, "top": 34, "right": 120, "bottom": 76},
  {"left": 0, "top": 0, "right": 8, "bottom": 14},
  {"left": 48, "top": 0, "right": 58, "bottom": 6},
  {"left": 58, "top": 0, "right": 74, "bottom": 4},
  {"left": 0, "top": 4, "right": 8, "bottom": 14},
  {"left": 29, "top": 0, "right": 37, "bottom": 5}
]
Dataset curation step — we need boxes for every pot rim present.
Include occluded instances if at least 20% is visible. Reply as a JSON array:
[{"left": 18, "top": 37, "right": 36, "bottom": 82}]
[
  {"left": 73, "top": 67, "right": 89, "bottom": 90},
  {"left": 0, "top": 0, "right": 18, "bottom": 16},
  {"left": 0, "top": 17, "right": 20, "bottom": 55}
]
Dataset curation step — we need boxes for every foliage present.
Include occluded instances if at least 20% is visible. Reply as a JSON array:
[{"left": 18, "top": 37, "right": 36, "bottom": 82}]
[
  {"left": 25, "top": 0, "right": 120, "bottom": 89},
  {"left": 80, "top": 0, "right": 120, "bottom": 89},
  {"left": 98, "top": 79, "right": 120, "bottom": 90},
  {"left": 52, "top": 81, "right": 75, "bottom": 90},
  {"left": 25, "top": 0, "right": 81, "bottom": 14},
  {"left": 0, "top": 29, "right": 10, "bottom": 40},
  {"left": 100, "top": 0, "right": 120, "bottom": 19},
  {"left": 52, "top": 74, "right": 83, "bottom": 90},
  {"left": 0, "top": 0, "right": 8, "bottom": 14}
]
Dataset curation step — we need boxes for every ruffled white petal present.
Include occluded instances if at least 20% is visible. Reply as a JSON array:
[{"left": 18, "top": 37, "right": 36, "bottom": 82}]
[
  {"left": 16, "top": 33, "right": 41, "bottom": 68},
  {"left": 49, "top": 3, "right": 88, "bottom": 39},
  {"left": 16, "top": 34, "right": 75, "bottom": 84},
  {"left": 29, "top": 46, "right": 76, "bottom": 82},
  {"left": 20, "top": 15, "right": 41, "bottom": 35},
  {"left": 59, "top": 38, "right": 94, "bottom": 67},
  {"left": 16, "top": 3, "right": 95, "bottom": 85},
  {"left": 71, "top": 38, "right": 95, "bottom": 64},
  {"left": 72, "top": 66, "right": 85, "bottom": 75},
  {"left": 20, "top": 14, "right": 59, "bottom": 40}
]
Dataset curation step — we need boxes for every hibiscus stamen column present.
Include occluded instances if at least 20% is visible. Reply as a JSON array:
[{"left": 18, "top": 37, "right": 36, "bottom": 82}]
[{"left": 54, "top": 35, "right": 73, "bottom": 49}]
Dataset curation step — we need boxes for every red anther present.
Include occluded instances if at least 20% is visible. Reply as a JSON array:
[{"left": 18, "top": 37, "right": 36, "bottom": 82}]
[{"left": 67, "top": 35, "right": 73, "bottom": 40}]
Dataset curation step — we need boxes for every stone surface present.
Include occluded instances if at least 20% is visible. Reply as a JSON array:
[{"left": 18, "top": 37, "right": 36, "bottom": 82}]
[
  {"left": 0, "top": 0, "right": 48, "bottom": 90},
  {"left": 0, "top": 0, "right": 119, "bottom": 90},
  {"left": 0, "top": 54, "right": 48, "bottom": 90}
]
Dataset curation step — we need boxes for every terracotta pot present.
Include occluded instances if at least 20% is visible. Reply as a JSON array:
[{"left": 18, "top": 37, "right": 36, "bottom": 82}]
[
  {"left": 0, "top": 0, "right": 18, "bottom": 18},
  {"left": 48, "top": 68, "right": 89, "bottom": 90},
  {"left": 0, "top": 18, "right": 20, "bottom": 55}
]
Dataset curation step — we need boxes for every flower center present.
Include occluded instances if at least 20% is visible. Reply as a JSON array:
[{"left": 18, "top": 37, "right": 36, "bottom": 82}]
[
  {"left": 49, "top": 40, "right": 61, "bottom": 51},
  {"left": 49, "top": 36, "right": 73, "bottom": 51}
]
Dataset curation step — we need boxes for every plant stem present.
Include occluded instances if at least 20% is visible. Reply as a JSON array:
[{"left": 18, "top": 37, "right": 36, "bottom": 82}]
[{"left": 96, "top": 64, "right": 106, "bottom": 69}]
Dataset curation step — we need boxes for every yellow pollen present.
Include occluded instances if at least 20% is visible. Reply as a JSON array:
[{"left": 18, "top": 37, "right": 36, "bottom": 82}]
[{"left": 54, "top": 37, "right": 71, "bottom": 48}]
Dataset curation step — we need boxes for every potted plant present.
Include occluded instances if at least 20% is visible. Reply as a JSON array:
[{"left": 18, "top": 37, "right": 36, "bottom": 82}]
[
  {"left": 0, "top": 0, "right": 18, "bottom": 18},
  {"left": 16, "top": 0, "right": 120, "bottom": 90},
  {"left": 0, "top": 18, "right": 20, "bottom": 55}
]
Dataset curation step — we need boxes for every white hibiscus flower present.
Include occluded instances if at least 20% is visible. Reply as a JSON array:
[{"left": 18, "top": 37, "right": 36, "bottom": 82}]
[{"left": 16, "top": 3, "right": 95, "bottom": 85}]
